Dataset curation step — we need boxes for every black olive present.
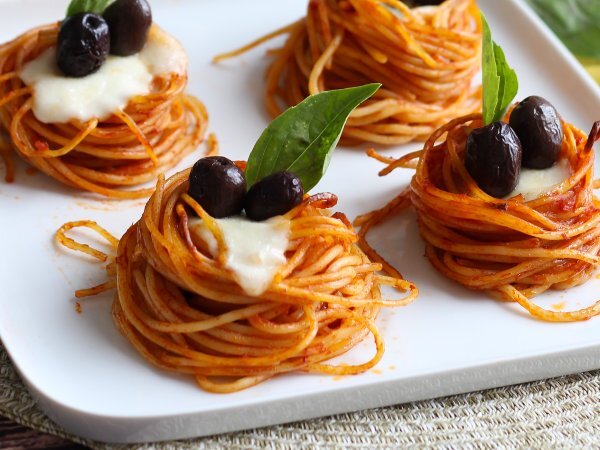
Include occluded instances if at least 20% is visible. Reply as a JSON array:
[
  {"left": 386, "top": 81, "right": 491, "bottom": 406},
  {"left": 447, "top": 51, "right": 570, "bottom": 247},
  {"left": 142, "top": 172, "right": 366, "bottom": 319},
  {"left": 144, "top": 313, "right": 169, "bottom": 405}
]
[
  {"left": 509, "top": 96, "right": 563, "bottom": 169},
  {"left": 465, "top": 121, "right": 522, "bottom": 198},
  {"left": 56, "top": 13, "right": 110, "bottom": 78},
  {"left": 245, "top": 171, "right": 304, "bottom": 221},
  {"left": 104, "top": 0, "right": 152, "bottom": 56},
  {"left": 188, "top": 156, "right": 246, "bottom": 218}
]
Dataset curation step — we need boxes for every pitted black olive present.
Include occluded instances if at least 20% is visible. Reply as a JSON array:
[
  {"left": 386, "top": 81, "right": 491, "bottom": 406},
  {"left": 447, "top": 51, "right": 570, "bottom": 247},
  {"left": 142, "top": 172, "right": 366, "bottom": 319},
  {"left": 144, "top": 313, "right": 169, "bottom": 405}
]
[
  {"left": 188, "top": 156, "right": 246, "bottom": 218},
  {"left": 509, "top": 96, "right": 563, "bottom": 169},
  {"left": 57, "top": 13, "right": 110, "bottom": 77},
  {"left": 104, "top": 0, "right": 152, "bottom": 56},
  {"left": 465, "top": 121, "right": 522, "bottom": 198},
  {"left": 245, "top": 171, "right": 304, "bottom": 221}
]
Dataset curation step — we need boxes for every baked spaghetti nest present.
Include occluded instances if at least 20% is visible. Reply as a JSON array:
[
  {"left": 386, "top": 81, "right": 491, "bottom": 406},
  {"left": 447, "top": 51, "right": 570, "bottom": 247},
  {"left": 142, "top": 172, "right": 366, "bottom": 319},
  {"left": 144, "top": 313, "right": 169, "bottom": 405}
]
[
  {"left": 215, "top": 0, "right": 482, "bottom": 145},
  {"left": 357, "top": 114, "right": 600, "bottom": 322},
  {"left": 0, "top": 24, "right": 210, "bottom": 198},
  {"left": 57, "top": 168, "right": 418, "bottom": 393}
]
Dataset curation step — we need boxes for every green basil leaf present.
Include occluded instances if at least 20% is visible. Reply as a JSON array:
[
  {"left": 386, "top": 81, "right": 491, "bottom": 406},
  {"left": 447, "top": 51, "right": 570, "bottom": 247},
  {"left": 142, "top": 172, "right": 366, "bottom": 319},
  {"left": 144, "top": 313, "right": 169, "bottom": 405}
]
[
  {"left": 527, "top": 0, "right": 600, "bottom": 59},
  {"left": 66, "top": 0, "right": 115, "bottom": 17},
  {"left": 481, "top": 14, "right": 499, "bottom": 125},
  {"left": 492, "top": 42, "right": 518, "bottom": 122},
  {"left": 481, "top": 13, "right": 518, "bottom": 125},
  {"left": 245, "top": 84, "right": 380, "bottom": 192}
]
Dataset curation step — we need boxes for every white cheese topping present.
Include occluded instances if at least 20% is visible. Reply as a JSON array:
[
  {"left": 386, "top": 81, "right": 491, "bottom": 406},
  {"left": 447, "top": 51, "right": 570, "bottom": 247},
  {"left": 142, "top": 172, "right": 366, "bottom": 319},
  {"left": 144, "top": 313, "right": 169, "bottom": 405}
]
[
  {"left": 19, "top": 26, "right": 187, "bottom": 124},
  {"left": 140, "top": 27, "right": 187, "bottom": 76},
  {"left": 20, "top": 49, "right": 152, "bottom": 124},
  {"left": 507, "top": 159, "right": 571, "bottom": 201},
  {"left": 188, "top": 216, "right": 291, "bottom": 297}
]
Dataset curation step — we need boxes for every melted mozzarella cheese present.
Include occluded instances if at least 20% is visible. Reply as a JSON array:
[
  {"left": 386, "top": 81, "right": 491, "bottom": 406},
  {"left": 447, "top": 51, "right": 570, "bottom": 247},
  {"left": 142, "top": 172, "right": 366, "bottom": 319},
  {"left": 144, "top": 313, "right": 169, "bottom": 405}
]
[
  {"left": 507, "top": 159, "right": 570, "bottom": 201},
  {"left": 140, "top": 27, "right": 187, "bottom": 76},
  {"left": 19, "top": 26, "right": 187, "bottom": 124},
  {"left": 188, "top": 216, "right": 291, "bottom": 297},
  {"left": 20, "top": 49, "right": 152, "bottom": 124}
]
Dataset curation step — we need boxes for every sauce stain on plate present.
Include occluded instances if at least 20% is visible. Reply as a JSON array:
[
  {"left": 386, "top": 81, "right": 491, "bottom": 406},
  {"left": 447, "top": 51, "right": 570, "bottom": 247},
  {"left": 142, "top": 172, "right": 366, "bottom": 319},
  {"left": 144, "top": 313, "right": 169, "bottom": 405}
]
[{"left": 75, "top": 199, "right": 146, "bottom": 212}]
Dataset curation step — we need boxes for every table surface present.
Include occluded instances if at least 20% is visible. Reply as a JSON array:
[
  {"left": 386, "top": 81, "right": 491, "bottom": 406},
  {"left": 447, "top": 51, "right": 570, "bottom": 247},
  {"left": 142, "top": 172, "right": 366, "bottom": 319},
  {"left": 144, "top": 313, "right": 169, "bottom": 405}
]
[
  {"left": 1, "top": 6, "right": 599, "bottom": 450},
  {"left": 0, "top": 417, "right": 86, "bottom": 450}
]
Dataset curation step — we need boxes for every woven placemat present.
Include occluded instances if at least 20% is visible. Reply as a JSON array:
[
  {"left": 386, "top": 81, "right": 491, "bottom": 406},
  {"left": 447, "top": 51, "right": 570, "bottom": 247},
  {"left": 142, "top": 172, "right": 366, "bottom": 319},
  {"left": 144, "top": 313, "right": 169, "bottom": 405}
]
[{"left": 2, "top": 341, "right": 600, "bottom": 449}]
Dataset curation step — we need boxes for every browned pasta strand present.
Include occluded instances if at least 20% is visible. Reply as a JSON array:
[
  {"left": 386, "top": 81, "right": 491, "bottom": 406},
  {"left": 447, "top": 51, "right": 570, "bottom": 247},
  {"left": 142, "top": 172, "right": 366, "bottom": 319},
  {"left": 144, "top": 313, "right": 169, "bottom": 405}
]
[
  {"left": 56, "top": 169, "right": 418, "bottom": 393},
  {"left": 0, "top": 24, "right": 210, "bottom": 198},
  {"left": 356, "top": 115, "right": 600, "bottom": 322},
  {"left": 214, "top": 0, "right": 482, "bottom": 145}
]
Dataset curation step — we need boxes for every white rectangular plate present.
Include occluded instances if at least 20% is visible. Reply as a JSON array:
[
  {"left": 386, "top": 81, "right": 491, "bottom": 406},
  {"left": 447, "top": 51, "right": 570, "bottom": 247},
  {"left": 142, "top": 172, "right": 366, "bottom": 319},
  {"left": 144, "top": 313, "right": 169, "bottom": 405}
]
[{"left": 1, "top": 0, "right": 600, "bottom": 444}]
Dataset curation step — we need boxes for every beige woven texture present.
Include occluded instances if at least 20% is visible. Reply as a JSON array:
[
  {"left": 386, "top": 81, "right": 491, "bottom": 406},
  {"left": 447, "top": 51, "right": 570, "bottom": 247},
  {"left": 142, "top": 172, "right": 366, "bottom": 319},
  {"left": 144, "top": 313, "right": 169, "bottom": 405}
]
[{"left": 2, "top": 342, "right": 600, "bottom": 449}]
